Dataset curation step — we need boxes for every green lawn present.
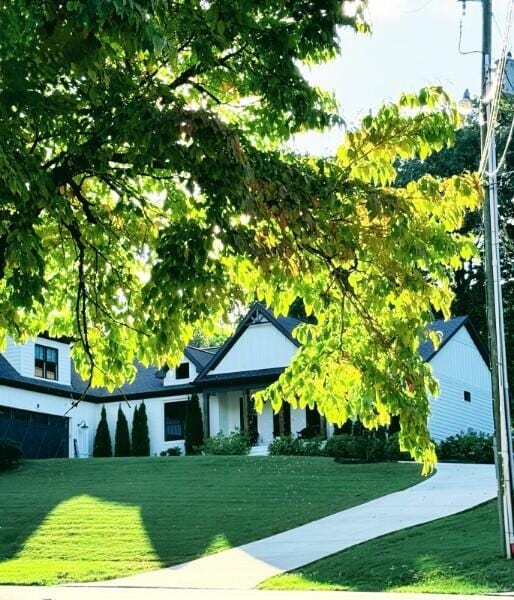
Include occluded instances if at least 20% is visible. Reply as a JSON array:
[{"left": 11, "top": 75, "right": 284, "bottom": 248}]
[
  {"left": 262, "top": 501, "right": 514, "bottom": 595},
  {"left": 0, "top": 457, "right": 422, "bottom": 585}
]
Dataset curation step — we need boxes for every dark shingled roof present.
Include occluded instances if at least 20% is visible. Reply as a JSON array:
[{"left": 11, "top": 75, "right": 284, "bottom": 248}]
[
  {"left": 276, "top": 315, "right": 302, "bottom": 334},
  {"left": 419, "top": 316, "right": 468, "bottom": 362},
  {"left": 186, "top": 346, "right": 219, "bottom": 368},
  {"left": 0, "top": 309, "right": 488, "bottom": 401}
]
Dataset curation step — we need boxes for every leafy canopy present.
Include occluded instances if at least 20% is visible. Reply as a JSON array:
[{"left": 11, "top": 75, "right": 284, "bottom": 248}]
[{"left": 0, "top": 1, "right": 481, "bottom": 469}]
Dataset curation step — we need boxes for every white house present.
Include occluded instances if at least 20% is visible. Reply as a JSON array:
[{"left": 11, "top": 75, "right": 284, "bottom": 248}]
[{"left": 0, "top": 303, "right": 494, "bottom": 458}]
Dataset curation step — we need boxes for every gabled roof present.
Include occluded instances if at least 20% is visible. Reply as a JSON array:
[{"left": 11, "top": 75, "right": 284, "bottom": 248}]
[
  {"left": 420, "top": 316, "right": 489, "bottom": 366},
  {"left": 196, "top": 303, "right": 301, "bottom": 381},
  {"left": 0, "top": 307, "right": 489, "bottom": 402},
  {"left": 185, "top": 346, "right": 219, "bottom": 369}
]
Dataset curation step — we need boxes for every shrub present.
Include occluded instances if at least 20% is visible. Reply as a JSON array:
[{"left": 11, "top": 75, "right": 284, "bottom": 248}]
[
  {"left": 298, "top": 425, "right": 322, "bottom": 440},
  {"left": 93, "top": 405, "right": 112, "bottom": 457},
  {"left": 184, "top": 393, "right": 204, "bottom": 455},
  {"left": 324, "top": 434, "right": 385, "bottom": 463},
  {"left": 132, "top": 402, "right": 150, "bottom": 456},
  {"left": 202, "top": 431, "right": 250, "bottom": 455},
  {"left": 438, "top": 431, "right": 494, "bottom": 464},
  {"left": 268, "top": 435, "right": 324, "bottom": 456},
  {"left": 0, "top": 439, "right": 22, "bottom": 470},
  {"left": 114, "top": 405, "right": 131, "bottom": 457},
  {"left": 383, "top": 432, "right": 410, "bottom": 461},
  {"left": 160, "top": 446, "right": 182, "bottom": 456}
]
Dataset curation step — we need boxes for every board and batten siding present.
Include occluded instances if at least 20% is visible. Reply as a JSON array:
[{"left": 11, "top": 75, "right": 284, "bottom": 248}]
[
  {"left": 428, "top": 326, "right": 493, "bottom": 442},
  {"left": 211, "top": 322, "right": 297, "bottom": 374}
]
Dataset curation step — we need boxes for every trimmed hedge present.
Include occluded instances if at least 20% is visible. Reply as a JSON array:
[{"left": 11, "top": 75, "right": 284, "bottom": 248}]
[
  {"left": 0, "top": 439, "right": 22, "bottom": 471},
  {"left": 437, "top": 431, "right": 494, "bottom": 464},
  {"left": 202, "top": 432, "right": 250, "bottom": 455},
  {"left": 268, "top": 435, "right": 324, "bottom": 456},
  {"left": 269, "top": 432, "right": 408, "bottom": 462}
]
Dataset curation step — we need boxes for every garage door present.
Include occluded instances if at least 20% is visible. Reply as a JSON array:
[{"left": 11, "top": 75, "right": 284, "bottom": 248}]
[{"left": 0, "top": 404, "right": 69, "bottom": 459}]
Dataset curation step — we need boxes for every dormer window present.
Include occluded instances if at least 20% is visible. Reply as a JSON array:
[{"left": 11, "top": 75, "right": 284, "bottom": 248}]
[
  {"left": 35, "top": 344, "right": 58, "bottom": 381},
  {"left": 175, "top": 362, "right": 190, "bottom": 380}
]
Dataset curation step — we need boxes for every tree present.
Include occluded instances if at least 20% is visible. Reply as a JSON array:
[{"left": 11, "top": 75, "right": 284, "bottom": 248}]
[
  {"left": 114, "top": 405, "right": 131, "bottom": 457},
  {"left": 184, "top": 393, "right": 204, "bottom": 455},
  {"left": 93, "top": 406, "right": 112, "bottom": 457},
  {"left": 132, "top": 402, "right": 150, "bottom": 456},
  {"left": 131, "top": 405, "right": 140, "bottom": 455},
  {"left": 0, "top": 2, "right": 481, "bottom": 469},
  {"left": 396, "top": 101, "right": 514, "bottom": 399}
]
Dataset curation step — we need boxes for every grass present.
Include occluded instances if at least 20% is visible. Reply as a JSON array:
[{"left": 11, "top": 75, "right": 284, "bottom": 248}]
[
  {"left": 0, "top": 456, "right": 422, "bottom": 585},
  {"left": 261, "top": 500, "right": 514, "bottom": 595}
]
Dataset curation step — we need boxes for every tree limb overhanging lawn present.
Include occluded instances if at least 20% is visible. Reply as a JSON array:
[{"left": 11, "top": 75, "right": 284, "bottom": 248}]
[
  {"left": 0, "top": 457, "right": 422, "bottom": 585},
  {"left": 261, "top": 501, "right": 513, "bottom": 595}
]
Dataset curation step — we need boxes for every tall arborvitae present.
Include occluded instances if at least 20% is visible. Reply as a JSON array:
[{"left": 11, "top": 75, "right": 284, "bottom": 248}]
[
  {"left": 132, "top": 402, "right": 150, "bottom": 456},
  {"left": 93, "top": 406, "right": 112, "bottom": 457},
  {"left": 131, "top": 404, "right": 139, "bottom": 455},
  {"left": 184, "top": 393, "right": 204, "bottom": 455},
  {"left": 114, "top": 405, "right": 131, "bottom": 457}
]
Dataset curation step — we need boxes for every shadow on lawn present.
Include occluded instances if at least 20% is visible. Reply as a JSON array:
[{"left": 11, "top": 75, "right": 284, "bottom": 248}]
[
  {"left": 280, "top": 501, "right": 513, "bottom": 594},
  {"left": 1, "top": 455, "right": 419, "bottom": 583},
  {"left": 0, "top": 457, "right": 261, "bottom": 572}
]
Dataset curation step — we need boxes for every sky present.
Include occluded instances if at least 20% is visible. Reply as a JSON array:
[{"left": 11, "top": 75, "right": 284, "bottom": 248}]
[{"left": 293, "top": 0, "right": 511, "bottom": 155}]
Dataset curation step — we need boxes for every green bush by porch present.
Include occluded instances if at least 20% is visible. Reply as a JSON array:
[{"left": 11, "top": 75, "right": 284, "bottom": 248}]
[{"left": 0, "top": 457, "right": 422, "bottom": 585}]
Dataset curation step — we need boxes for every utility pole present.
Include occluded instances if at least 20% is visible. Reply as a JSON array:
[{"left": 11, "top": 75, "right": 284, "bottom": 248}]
[{"left": 474, "top": 0, "right": 514, "bottom": 558}]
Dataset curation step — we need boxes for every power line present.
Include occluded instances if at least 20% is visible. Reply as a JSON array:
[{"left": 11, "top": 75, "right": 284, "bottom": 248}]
[
  {"left": 479, "top": 0, "right": 514, "bottom": 176},
  {"left": 459, "top": 2, "right": 483, "bottom": 55}
]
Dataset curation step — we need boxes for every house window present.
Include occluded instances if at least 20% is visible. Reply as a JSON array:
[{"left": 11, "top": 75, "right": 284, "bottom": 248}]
[
  {"left": 35, "top": 344, "right": 58, "bottom": 380},
  {"left": 464, "top": 390, "right": 471, "bottom": 402},
  {"left": 175, "top": 362, "right": 190, "bottom": 380},
  {"left": 164, "top": 402, "right": 187, "bottom": 441}
]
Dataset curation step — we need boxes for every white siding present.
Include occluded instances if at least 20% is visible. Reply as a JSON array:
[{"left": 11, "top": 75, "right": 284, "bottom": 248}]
[
  {"left": 3, "top": 336, "right": 71, "bottom": 386},
  {"left": 291, "top": 407, "right": 307, "bottom": 436},
  {"left": 209, "top": 394, "right": 220, "bottom": 434},
  {"left": 102, "top": 395, "right": 190, "bottom": 456},
  {"left": 211, "top": 323, "right": 297, "bottom": 374},
  {"left": 258, "top": 403, "right": 274, "bottom": 445},
  {"left": 428, "top": 326, "right": 493, "bottom": 442}
]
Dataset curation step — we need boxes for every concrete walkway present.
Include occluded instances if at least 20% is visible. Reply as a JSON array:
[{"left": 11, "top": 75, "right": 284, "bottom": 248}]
[
  {"left": 76, "top": 463, "right": 496, "bottom": 590},
  {"left": 0, "top": 586, "right": 508, "bottom": 600}
]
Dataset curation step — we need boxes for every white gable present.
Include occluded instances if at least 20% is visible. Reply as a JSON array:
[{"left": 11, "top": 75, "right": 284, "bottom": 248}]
[
  {"left": 211, "top": 322, "right": 297, "bottom": 375},
  {"left": 163, "top": 355, "right": 197, "bottom": 386},
  {"left": 428, "top": 325, "right": 493, "bottom": 441}
]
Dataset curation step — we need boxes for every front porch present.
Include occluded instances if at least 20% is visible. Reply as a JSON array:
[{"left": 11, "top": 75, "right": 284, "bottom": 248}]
[{"left": 207, "top": 390, "right": 331, "bottom": 446}]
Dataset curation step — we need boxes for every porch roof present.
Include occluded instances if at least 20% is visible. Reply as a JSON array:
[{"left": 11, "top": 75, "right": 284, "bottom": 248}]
[{"left": 198, "top": 367, "right": 285, "bottom": 392}]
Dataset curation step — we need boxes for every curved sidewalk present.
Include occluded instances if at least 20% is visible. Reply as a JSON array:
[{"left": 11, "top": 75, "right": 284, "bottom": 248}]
[{"left": 79, "top": 463, "right": 496, "bottom": 590}]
